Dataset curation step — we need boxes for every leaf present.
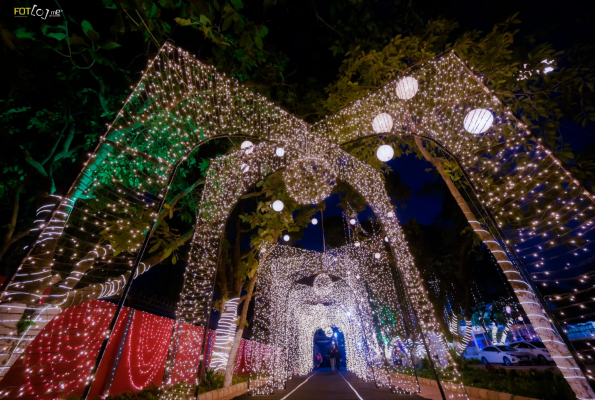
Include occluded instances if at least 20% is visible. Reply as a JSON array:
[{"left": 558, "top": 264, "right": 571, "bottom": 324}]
[
  {"left": 81, "top": 20, "right": 100, "bottom": 41},
  {"left": 47, "top": 32, "right": 67, "bottom": 41},
  {"left": 69, "top": 33, "right": 86, "bottom": 46},
  {"left": 13, "top": 28, "right": 35, "bottom": 40},
  {"left": 99, "top": 41, "right": 120, "bottom": 50},
  {"left": 230, "top": 0, "right": 244, "bottom": 10},
  {"left": 175, "top": 17, "right": 194, "bottom": 26}
]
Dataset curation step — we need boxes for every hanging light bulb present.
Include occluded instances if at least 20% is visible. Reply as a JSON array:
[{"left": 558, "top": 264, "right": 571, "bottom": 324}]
[
  {"left": 283, "top": 234, "right": 290, "bottom": 242},
  {"left": 395, "top": 76, "right": 418, "bottom": 100},
  {"left": 387, "top": 211, "right": 394, "bottom": 217},
  {"left": 272, "top": 200, "right": 284, "bottom": 212},
  {"left": 376, "top": 145, "right": 394, "bottom": 162},
  {"left": 371, "top": 113, "right": 393, "bottom": 133},
  {"left": 311, "top": 218, "right": 318, "bottom": 225},
  {"left": 350, "top": 218, "right": 357, "bottom": 225},
  {"left": 241, "top": 140, "right": 254, "bottom": 154},
  {"left": 375, "top": 253, "right": 381, "bottom": 259},
  {"left": 276, "top": 147, "right": 285, "bottom": 157},
  {"left": 463, "top": 109, "right": 493, "bottom": 134}
]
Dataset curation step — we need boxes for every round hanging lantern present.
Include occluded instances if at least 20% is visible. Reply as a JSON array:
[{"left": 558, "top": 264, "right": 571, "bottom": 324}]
[
  {"left": 283, "top": 234, "right": 290, "bottom": 242},
  {"left": 283, "top": 155, "right": 336, "bottom": 204},
  {"left": 395, "top": 76, "right": 419, "bottom": 100},
  {"left": 463, "top": 109, "right": 493, "bottom": 134},
  {"left": 372, "top": 113, "right": 394, "bottom": 133},
  {"left": 276, "top": 147, "right": 285, "bottom": 157},
  {"left": 376, "top": 145, "right": 394, "bottom": 162},
  {"left": 350, "top": 218, "right": 357, "bottom": 225},
  {"left": 314, "top": 273, "right": 333, "bottom": 297},
  {"left": 354, "top": 242, "right": 360, "bottom": 247},
  {"left": 241, "top": 140, "right": 254, "bottom": 154},
  {"left": 311, "top": 218, "right": 318, "bottom": 225},
  {"left": 387, "top": 211, "right": 394, "bottom": 217},
  {"left": 323, "top": 327, "right": 333, "bottom": 337},
  {"left": 272, "top": 200, "right": 284, "bottom": 212},
  {"left": 374, "top": 253, "right": 381, "bottom": 259}
]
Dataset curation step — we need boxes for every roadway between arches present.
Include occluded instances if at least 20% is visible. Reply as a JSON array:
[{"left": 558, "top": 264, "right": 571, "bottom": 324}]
[{"left": 233, "top": 368, "right": 427, "bottom": 400}]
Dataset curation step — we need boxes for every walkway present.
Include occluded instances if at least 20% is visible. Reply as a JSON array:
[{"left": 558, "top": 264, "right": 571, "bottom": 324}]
[{"left": 233, "top": 368, "right": 426, "bottom": 400}]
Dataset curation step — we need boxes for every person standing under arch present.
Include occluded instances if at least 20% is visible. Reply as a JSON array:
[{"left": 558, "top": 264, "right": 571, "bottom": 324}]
[{"left": 328, "top": 344, "right": 342, "bottom": 372}]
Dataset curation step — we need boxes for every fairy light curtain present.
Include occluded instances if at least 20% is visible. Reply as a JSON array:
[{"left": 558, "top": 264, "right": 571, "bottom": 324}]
[{"left": 0, "top": 300, "right": 126, "bottom": 399}]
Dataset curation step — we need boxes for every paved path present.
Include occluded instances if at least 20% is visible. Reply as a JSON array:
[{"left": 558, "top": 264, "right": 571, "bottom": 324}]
[{"left": 233, "top": 368, "right": 426, "bottom": 400}]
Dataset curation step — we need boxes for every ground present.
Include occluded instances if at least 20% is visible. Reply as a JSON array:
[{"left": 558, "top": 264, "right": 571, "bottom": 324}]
[{"left": 233, "top": 368, "right": 431, "bottom": 400}]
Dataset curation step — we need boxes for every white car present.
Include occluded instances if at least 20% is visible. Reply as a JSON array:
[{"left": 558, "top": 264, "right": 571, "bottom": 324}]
[
  {"left": 479, "top": 345, "right": 533, "bottom": 366},
  {"left": 510, "top": 341, "right": 553, "bottom": 364}
]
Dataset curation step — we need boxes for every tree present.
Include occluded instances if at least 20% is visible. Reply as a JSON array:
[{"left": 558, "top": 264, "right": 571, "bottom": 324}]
[{"left": 220, "top": 170, "right": 319, "bottom": 387}]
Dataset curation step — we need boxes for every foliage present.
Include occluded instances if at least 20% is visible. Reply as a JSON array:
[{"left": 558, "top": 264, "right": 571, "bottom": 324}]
[
  {"left": 15, "top": 318, "right": 36, "bottom": 335},
  {"left": 414, "top": 359, "right": 575, "bottom": 400},
  {"left": 471, "top": 300, "right": 514, "bottom": 344},
  {"left": 197, "top": 369, "right": 248, "bottom": 394}
]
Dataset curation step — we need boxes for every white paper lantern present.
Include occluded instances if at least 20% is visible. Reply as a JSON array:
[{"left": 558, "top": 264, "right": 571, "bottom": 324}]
[
  {"left": 354, "top": 242, "right": 360, "bottom": 247},
  {"left": 374, "top": 253, "right": 381, "bottom": 259},
  {"left": 276, "top": 147, "right": 285, "bottom": 157},
  {"left": 350, "top": 218, "right": 357, "bottom": 225},
  {"left": 311, "top": 218, "right": 318, "bottom": 225},
  {"left": 372, "top": 113, "right": 393, "bottom": 133},
  {"left": 376, "top": 145, "right": 394, "bottom": 162},
  {"left": 283, "top": 234, "right": 290, "bottom": 242},
  {"left": 241, "top": 140, "right": 254, "bottom": 154},
  {"left": 395, "top": 76, "right": 418, "bottom": 100},
  {"left": 272, "top": 200, "right": 284, "bottom": 212},
  {"left": 463, "top": 109, "right": 493, "bottom": 134}
]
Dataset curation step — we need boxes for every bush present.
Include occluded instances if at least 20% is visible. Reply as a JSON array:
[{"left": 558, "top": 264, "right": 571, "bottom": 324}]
[
  {"left": 412, "top": 361, "right": 576, "bottom": 400},
  {"left": 197, "top": 369, "right": 249, "bottom": 394}
]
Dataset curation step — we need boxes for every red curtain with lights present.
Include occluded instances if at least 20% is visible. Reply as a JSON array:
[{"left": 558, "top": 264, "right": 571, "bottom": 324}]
[
  {"left": 0, "top": 300, "right": 127, "bottom": 400},
  {"left": 234, "top": 339, "right": 251, "bottom": 376},
  {"left": 0, "top": 298, "right": 248, "bottom": 399},
  {"left": 169, "top": 324, "right": 216, "bottom": 386},
  {"left": 107, "top": 310, "right": 174, "bottom": 396}
]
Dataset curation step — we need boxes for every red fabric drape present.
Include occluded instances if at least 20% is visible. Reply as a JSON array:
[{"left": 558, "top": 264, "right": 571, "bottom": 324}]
[
  {"left": 169, "top": 323, "right": 205, "bottom": 386},
  {"left": 107, "top": 310, "right": 174, "bottom": 396},
  {"left": 0, "top": 298, "right": 243, "bottom": 399},
  {"left": 0, "top": 300, "right": 127, "bottom": 400}
]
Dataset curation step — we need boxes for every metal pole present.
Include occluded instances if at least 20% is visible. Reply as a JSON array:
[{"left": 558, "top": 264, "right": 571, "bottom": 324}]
[{"left": 81, "top": 163, "right": 180, "bottom": 400}]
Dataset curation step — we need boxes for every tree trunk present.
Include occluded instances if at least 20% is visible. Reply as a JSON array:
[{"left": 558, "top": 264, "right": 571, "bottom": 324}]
[
  {"left": 414, "top": 135, "right": 595, "bottom": 399},
  {"left": 222, "top": 271, "right": 257, "bottom": 387}
]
